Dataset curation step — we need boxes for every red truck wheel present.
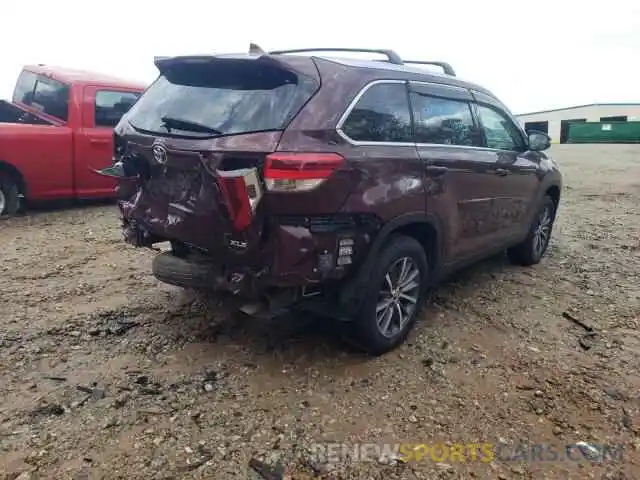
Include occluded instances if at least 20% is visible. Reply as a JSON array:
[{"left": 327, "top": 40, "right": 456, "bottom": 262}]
[{"left": 0, "top": 175, "right": 20, "bottom": 215}]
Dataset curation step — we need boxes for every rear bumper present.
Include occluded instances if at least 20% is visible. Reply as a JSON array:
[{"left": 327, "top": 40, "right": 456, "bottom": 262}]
[
  {"left": 121, "top": 204, "right": 380, "bottom": 298},
  {"left": 146, "top": 227, "right": 373, "bottom": 298},
  {"left": 152, "top": 251, "right": 265, "bottom": 296}
]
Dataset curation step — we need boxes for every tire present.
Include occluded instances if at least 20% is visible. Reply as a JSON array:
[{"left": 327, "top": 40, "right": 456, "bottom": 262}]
[
  {"left": 152, "top": 251, "right": 218, "bottom": 290},
  {"left": 507, "top": 195, "right": 556, "bottom": 266},
  {"left": 349, "top": 234, "right": 429, "bottom": 356},
  {"left": 0, "top": 174, "right": 20, "bottom": 215}
]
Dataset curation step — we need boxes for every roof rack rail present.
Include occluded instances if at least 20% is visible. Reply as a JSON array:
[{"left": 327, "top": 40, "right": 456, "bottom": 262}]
[
  {"left": 402, "top": 60, "right": 456, "bottom": 77},
  {"left": 268, "top": 47, "right": 404, "bottom": 65},
  {"left": 265, "top": 47, "right": 457, "bottom": 76}
]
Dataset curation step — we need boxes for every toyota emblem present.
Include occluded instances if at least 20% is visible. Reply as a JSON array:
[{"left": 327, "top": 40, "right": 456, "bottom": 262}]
[{"left": 152, "top": 144, "right": 168, "bottom": 164}]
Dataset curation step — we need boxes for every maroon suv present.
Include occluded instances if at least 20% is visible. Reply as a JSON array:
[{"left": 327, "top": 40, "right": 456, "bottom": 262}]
[{"left": 108, "top": 46, "right": 562, "bottom": 355}]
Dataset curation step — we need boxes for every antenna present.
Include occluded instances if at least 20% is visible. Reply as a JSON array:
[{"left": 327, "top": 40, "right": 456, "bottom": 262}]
[{"left": 249, "top": 43, "right": 266, "bottom": 55}]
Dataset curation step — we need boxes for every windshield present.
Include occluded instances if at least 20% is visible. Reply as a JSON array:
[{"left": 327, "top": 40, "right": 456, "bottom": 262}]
[{"left": 125, "top": 60, "right": 318, "bottom": 138}]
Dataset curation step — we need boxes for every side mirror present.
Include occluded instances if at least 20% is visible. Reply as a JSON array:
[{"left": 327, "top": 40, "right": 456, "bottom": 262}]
[{"left": 528, "top": 130, "right": 551, "bottom": 151}]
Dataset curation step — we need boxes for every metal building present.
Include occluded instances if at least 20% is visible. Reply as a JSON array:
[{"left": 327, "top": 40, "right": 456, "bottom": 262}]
[{"left": 514, "top": 103, "right": 640, "bottom": 143}]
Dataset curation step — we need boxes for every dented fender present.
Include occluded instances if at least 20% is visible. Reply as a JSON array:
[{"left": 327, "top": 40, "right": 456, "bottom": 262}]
[{"left": 267, "top": 220, "right": 373, "bottom": 287}]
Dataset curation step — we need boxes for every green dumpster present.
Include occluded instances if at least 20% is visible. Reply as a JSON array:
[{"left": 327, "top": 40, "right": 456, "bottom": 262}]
[{"left": 567, "top": 121, "right": 640, "bottom": 143}]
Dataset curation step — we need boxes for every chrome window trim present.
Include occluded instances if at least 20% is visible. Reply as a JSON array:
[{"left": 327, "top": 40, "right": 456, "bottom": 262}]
[
  {"left": 409, "top": 80, "right": 468, "bottom": 93},
  {"left": 416, "top": 143, "right": 510, "bottom": 153},
  {"left": 335, "top": 79, "right": 413, "bottom": 147},
  {"left": 335, "top": 79, "right": 407, "bottom": 130},
  {"left": 333, "top": 137, "right": 511, "bottom": 153},
  {"left": 335, "top": 79, "right": 523, "bottom": 153}
]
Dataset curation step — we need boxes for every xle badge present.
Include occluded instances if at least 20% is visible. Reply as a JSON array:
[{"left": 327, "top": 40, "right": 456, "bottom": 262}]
[{"left": 229, "top": 239, "right": 248, "bottom": 249}]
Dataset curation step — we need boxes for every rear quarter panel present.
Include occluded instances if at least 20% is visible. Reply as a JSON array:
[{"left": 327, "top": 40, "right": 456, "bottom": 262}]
[
  {"left": 0, "top": 124, "right": 73, "bottom": 200},
  {"left": 273, "top": 60, "right": 396, "bottom": 216},
  {"left": 337, "top": 145, "right": 425, "bottom": 221}
]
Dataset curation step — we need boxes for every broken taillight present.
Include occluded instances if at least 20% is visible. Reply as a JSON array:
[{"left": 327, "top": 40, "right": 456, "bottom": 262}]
[
  {"left": 217, "top": 168, "right": 263, "bottom": 231},
  {"left": 264, "top": 152, "right": 345, "bottom": 192}
]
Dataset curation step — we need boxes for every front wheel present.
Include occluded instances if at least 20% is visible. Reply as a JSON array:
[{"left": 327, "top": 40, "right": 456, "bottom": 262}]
[
  {"left": 350, "top": 235, "right": 428, "bottom": 356},
  {"left": 507, "top": 195, "right": 556, "bottom": 266}
]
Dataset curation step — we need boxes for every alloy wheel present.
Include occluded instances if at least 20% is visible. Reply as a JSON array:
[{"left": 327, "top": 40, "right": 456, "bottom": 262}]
[
  {"left": 533, "top": 205, "right": 552, "bottom": 258},
  {"left": 375, "top": 257, "right": 421, "bottom": 338}
]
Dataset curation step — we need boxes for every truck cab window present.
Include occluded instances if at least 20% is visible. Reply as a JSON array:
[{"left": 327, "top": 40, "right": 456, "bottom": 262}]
[
  {"left": 13, "top": 71, "right": 38, "bottom": 104},
  {"left": 95, "top": 90, "right": 141, "bottom": 127},
  {"left": 14, "top": 72, "right": 70, "bottom": 122}
]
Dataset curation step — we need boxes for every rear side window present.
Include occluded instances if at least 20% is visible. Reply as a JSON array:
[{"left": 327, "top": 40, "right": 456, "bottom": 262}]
[
  {"left": 125, "top": 60, "right": 318, "bottom": 137},
  {"left": 476, "top": 104, "right": 525, "bottom": 151},
  {"left": 13, "top": 71, "right": 70, "bottom": 121},
  {"left": 410, "top": 93, "right": 477, "bottom": 146},
  {"left": 95, "top": 90, "right": 140, "bottom": 127},
  {"left": 341, "top": 83, "right": 412, "bottom": 143}
]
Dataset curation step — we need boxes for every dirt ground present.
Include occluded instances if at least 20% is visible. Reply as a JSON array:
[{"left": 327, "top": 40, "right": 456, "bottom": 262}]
[{"left": 1, "top": 144, "right": 639, "bottom": 480}]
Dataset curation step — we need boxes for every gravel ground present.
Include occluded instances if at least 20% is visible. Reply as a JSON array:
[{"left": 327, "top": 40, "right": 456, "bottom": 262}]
[{"left": 1, "top": 144, "right": 639, "bottom": 480}]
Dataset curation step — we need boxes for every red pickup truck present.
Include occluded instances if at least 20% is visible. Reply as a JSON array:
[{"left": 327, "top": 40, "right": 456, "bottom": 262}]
[{"left": 0, "top": 65, "right": 146, "bottom": 214}]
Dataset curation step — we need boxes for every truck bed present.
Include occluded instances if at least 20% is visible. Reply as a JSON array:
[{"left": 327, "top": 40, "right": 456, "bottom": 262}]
[{"left": 0, "top": 100, "right": 51, "bottom": 125}]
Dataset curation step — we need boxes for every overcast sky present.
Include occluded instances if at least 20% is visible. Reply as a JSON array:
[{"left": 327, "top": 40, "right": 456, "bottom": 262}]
[{"left": 1, "top": 0, "right": 638, "bottom": 114}]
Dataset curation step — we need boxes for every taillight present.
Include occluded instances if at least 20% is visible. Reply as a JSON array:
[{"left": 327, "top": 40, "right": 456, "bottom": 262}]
[
  {"left": 264, "top": 152, "right": 345, "bottom": 192},
  {"left": 217, "top": 168, "right": 263, "bottom": 231}
]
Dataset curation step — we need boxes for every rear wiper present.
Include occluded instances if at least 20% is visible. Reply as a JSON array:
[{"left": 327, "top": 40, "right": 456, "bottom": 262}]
[{"left": 160, "top": 116, "right": 222, "bottom": 135}]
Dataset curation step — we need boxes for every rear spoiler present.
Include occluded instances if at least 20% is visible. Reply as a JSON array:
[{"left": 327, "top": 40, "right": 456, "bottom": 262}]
[{"left": 152, "top": 52, "right": 321, "bottom": 86}]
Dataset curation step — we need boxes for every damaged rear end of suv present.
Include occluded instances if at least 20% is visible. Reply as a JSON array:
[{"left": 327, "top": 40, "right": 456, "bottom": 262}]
[
  {"left": 110, "top": 49, "right": 392, "bottom": 349},
  {"left": 109, "top": 46, "right": 562, "bottom": 355}
]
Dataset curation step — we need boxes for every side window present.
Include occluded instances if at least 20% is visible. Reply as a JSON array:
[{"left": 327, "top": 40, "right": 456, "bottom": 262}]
[
  {"left": 13, "top": 72, "right": 70, "bottom": 121},
  {"left": 32, "top": 77, "right": 70, "bottom": 121},
  {"left": 476, "top": 104, "right": 524, "bottom": 151},
  {"left": 410, "top": 93, "right": 477, "bottom": 146},
  {"left": 341, "top": 83, "right": 412, "bottom": 143},
  {"left": 12, "top": 71, "right": 38, "bottom": 104},
  {"left": 95, "top": 90, "right": 141, "bottom": 127}
]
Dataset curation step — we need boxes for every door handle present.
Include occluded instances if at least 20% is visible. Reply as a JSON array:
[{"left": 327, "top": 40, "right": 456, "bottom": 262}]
[
  {"left": 90, "top": 138, "right": 110, "bottom": 145},
  {"left": 425, "top": 165, "right": 448, "bottom": 176},
  {"left": 495, "top": 168, "right": 509, "bottom": 176}
]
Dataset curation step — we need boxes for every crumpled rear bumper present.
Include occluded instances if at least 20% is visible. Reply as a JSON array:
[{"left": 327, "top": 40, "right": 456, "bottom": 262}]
[
  {"left": 120, "top": 195, "right": 377, "bottom": 297},
  {"left": 151, "top": 251, "right": 266, "bottom": 296}
]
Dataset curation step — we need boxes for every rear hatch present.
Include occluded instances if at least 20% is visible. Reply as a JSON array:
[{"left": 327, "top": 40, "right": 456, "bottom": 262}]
[{"left": 114, "top": 54, "right": 327, "bottom": 255}]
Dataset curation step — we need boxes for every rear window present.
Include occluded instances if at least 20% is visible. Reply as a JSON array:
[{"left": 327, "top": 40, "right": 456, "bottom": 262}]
[
  {"left": 13, "top": 70, "right": 70, "bottom": 121},
  {"left": 125, "top": 60, "right": 318, "bottom": 137}
]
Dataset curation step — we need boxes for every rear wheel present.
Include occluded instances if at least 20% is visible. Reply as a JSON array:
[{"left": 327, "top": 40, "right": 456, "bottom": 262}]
[
  {"left": 507, "top": 195, "right": 556, "bottom": 266},
  {"left": 349, "top": 235, "right": 428, "bottom": 356},
  {"left": 0, "top": 174, "right": 20, "bottom": 215}
]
